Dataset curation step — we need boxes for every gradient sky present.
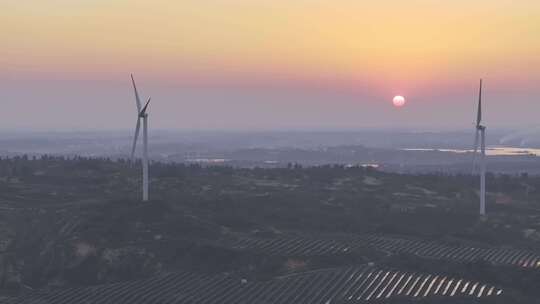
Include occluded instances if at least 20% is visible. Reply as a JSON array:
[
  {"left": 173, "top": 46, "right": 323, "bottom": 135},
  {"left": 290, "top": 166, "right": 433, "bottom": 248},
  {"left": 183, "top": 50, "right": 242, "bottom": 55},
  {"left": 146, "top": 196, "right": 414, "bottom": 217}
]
[{"left": 2, "top": 0, "right": 539, "bottom": 130}]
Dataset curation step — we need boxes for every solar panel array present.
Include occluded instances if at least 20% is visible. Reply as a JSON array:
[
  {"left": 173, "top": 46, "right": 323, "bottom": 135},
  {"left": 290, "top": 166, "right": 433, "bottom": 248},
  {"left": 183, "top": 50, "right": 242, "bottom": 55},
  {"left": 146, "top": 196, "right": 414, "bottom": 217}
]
[
  {"left": 9, "top": 233, "right": 535, "bottom": 303},
  {"left": 359, "top": 234, "right": 540, "bottom": 269},
  {"left": 229, "top": 234, "right": 540, "bottom": 269},
  {"left": 9, "top": 266, "right": 502, "bottom": 304}
]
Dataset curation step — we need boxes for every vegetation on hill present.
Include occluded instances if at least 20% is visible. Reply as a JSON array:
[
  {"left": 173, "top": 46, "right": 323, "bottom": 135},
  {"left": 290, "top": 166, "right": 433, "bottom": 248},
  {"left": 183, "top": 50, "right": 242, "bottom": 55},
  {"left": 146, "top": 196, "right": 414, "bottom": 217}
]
[{"left": 0, "top": 156, "right": 539, "bottom": 302}]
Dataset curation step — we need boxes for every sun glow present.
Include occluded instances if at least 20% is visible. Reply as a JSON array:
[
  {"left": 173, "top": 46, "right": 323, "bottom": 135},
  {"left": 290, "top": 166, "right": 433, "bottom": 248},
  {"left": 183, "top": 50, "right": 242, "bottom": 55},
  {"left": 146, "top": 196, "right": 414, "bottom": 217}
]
[{"left": 393, "top": 96, "right": 406, "bottom": 107}]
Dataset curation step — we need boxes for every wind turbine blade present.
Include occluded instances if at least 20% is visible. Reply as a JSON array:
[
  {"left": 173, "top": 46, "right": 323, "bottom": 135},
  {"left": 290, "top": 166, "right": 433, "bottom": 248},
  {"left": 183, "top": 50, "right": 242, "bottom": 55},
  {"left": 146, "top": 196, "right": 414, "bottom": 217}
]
[
  {"left": 140, "top": 97, "right": 151, "bottom": 115},
  {"left": 131, "top": 74, "right": 142, "bottom": 112},
  {"left": 131, "top": 117, "right": 141, "bottom": 161},
  {"left": 472, "top": 130, "right": 479, "bottom": 172},
  {"left": 476, "top": 79, "right": 482, "bottom": 126}
]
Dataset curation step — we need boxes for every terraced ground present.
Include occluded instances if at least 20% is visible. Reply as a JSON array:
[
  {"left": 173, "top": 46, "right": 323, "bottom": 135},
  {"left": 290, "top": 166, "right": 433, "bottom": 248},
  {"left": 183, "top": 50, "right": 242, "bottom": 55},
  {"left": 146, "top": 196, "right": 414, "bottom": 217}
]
[
  {"left": 228, "top": 234, "right": 540, "bottom": 269},
  {"left": 8, "top": 266, "right": 502, "bottom": 304}
]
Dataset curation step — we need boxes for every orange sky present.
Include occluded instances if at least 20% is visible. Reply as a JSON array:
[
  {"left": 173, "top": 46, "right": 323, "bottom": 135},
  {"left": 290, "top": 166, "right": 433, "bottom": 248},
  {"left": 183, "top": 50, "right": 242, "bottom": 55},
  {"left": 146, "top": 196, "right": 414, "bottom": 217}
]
[{"left": 1, "top": 0, "right": 540, "bottom": 129}]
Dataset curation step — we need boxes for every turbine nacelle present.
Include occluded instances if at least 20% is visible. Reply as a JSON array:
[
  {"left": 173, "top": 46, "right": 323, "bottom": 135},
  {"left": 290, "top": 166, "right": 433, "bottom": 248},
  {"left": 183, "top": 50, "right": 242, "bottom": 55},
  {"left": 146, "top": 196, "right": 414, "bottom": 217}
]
[{"left": 139, "top": 98, "right": 151, "bottom": 118}]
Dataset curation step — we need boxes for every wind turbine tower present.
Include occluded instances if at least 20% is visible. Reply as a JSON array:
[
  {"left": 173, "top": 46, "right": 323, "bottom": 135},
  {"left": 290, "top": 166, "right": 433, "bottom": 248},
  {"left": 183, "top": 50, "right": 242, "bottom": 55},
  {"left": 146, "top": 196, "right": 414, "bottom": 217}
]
[
  {"left": 472, "top": 79, "right": 486, "bottom": 216},
  {"left": 130, "top": 74, "right": 151, "bottom": 202}
]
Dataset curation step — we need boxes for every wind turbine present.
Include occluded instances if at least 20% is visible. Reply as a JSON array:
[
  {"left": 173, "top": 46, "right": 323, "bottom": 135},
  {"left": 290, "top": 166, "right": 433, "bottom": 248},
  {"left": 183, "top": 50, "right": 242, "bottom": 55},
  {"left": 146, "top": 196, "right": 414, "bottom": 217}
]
[
  {"left": 472, "top": 79, "right": 486, "bottom": 216},
  {"left": 130, "top": 74, "right": 151, "bottom": 202}
]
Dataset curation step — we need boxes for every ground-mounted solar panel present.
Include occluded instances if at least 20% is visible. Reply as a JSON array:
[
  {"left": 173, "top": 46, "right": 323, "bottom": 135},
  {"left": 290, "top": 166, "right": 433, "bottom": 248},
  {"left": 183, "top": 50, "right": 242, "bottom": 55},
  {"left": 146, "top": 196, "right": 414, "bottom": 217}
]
[
  {"left": 354, "top": 234, "right": 540, "bottom": 269},
  {"left": 8, "top": 266, "right": 502, "bottom": 304},
  {"left": 228, "top": 234, "right": 540, "bottom": 269}
]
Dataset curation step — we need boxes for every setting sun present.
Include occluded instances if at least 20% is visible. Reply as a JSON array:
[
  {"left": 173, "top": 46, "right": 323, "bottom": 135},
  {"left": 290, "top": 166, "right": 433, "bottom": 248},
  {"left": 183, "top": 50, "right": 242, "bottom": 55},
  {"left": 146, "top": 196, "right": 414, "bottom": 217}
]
[{"left": 393, "top": 96, "right": 406, "bottom": 107}]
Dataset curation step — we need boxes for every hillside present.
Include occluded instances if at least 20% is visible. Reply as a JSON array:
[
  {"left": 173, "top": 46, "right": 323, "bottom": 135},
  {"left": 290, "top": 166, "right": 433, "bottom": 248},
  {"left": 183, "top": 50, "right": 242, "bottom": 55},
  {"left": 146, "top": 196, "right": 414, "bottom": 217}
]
[{"left": 1, "top": 156, "right": 539, "bottom": 303}]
